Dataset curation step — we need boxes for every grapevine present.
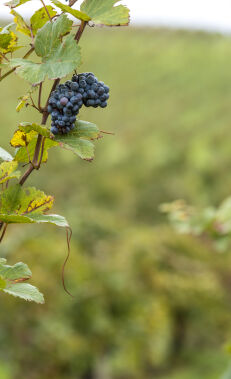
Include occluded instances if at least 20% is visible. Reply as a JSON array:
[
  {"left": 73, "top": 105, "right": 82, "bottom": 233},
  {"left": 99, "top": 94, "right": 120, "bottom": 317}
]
[{"left": 0, "top": 0, "right": 130, "bottom": 303}]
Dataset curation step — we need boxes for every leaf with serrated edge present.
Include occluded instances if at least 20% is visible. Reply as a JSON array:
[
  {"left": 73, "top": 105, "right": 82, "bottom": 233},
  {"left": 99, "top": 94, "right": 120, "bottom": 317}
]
[
  {"left": 10, "top": 34, "right": 81, "bottom": 83},
  {"left": 53, "top": 120, "right": 101, "bottom": 160},
  {"left": 75, "top": 120, "right": 102, "bottom": 140},
  {"left": 0, "top": 161, "right": 20, "bottom": 184},
  {"left": 19, "top": 122, "right": 50, "bottom": 137},
  {"left": 35, "top": 14, "right": 72, "bottom": 58},
  {"left": 56, "top": 136, "right": 95, "bottom": 161},
  {"left": 80, "top": 0, "right": 130, "bottom": 26},
  {"left": 0, "top": 147, "right": 13, "bottom": 162},
  {"left": 51, "top": 0, "right": 90, "bottom": 22},
  {"left": 4, "top": 283, "right": 44, "bottom": 304},
  {"left": 0, "top": 262, "right": 31, "bottom": 280},
  {"left": 5, "top": 0, "right": 31, "bottom": 8},
  {"left": 30, "top": 6, "right": 57, "bottom": 35},
  {"left": 14, "top": 137, "right": 57, "bottom": 163},
  {"left": 11, "top": 10, "right": 31, "bottom": 36}
]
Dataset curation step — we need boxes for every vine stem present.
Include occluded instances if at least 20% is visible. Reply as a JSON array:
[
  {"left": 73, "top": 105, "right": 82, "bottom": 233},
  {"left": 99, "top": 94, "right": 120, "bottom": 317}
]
[
  {"left": 75, "top": 20, "right": 87, "bottom": 42},
  {"left": 0, "top": 224, "right": 8, "bottom": 243},
  {"left": 40, "top": 0, "right": 52, "bottom": 21}
]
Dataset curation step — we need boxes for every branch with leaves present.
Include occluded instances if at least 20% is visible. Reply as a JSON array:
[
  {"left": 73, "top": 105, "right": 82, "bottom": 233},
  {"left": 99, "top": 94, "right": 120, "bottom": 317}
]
[{"left": 0, "top": 0, "right": 130, "bottom": 303}]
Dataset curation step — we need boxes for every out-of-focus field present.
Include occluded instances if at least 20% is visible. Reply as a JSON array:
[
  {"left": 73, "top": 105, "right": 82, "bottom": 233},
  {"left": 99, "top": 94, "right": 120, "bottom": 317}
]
[{"left": 1, "top": 26, "right": 231, "bottom": 378}]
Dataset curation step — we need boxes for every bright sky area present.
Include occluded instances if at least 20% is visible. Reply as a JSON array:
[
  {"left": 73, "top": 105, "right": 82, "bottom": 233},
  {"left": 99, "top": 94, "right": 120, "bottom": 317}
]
[{"left": 1, "top": 0, "right": 231, "bottom": 33}]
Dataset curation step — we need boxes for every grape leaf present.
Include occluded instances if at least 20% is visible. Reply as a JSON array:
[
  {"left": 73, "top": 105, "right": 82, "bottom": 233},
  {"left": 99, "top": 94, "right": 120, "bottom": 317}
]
[
  {"left": 80, "top": 0, "right": 130, "bottom": 26},
  {"left": 0, "top": 147, "right": 13, "bottom": 162},
  {"left": 11, "top": 9, "right": 31, "bottom": 36},
  {"left": 4, "top": 283, "right": 44, "bottom": 303},
  {"left": 35, "top": 13, "right": 72, "bottom": 58},
  {"left": 0, "top": 161, "right": 21, "bottom": 184},
  {"left": 0, "top": 213, "right": 69, "bottom": 227},
  {"left": 0, "top": 185, "right": 54, "bottom": 216},
  {"left": 53, "top": 120, "right": 100, "bottom": 161},
  {"left": 0, "top": 184, "right": 69, "bottom": 228},
  {"left": 0, "top": 25, "right": 18, "bottom": 54},
  {"left": 51, "top": 0, "right": 90, "bottom": 22},
  {"left": 19, "top": 122, "right": 50, "bottom": 137},
  {"left": 14, "top": 137, "right": 57, "bottom": 163},
  {"left": 0, "top": 259, "right": 44, "bottom": 303},
  {"left": 55, "top": 137, "right": 95, "bottom": 161},
  {"left": 30, "top": 6, "right": 57, "bottom": 35},
  {"left": 74, "top": 120, "right": 102, "bottom": 140},
  {"left": 5, "top": 0, "right": 31, "bottom": 8},
  {"left": 10, "top": 129, "right": 37, "bottom": 147},
  {"left": 0, "top": 261, "right": 31, "bottom": 281},
  {"left": 10, "top": 15, "right": 82, "bottom": 84}
]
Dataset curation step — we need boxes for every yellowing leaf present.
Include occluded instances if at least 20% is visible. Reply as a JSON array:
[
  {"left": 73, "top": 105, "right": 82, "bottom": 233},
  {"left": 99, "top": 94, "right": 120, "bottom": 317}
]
[
  {"left": 21, "top": 188, "right": 54, "bottom": 215},
  {"left": 10, "top": 129, "right": 37, "bottom": 147},
  {"left": 14, "top": 137, "right": 57, "bottom": 163},
  {"left": 16, "top": 94, "right": 29, "bottom": 112},
  {"left": 0, "top": 161, "right": 20, "bottom": 184},
  {"left": 11, "top": 9, "right": 31, "bottom": 36},
  {"left": 0, "top": 184, "right": 54, "bottom": 216},
  {"left": 0, "top": 25, "right": 18, "bottom": 54},
  {"left": 30, "top": 6, "right": 57, "bottom": 35}
]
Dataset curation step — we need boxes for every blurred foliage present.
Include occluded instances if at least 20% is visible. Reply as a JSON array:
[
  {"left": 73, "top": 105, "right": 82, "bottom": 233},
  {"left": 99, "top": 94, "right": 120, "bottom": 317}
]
[
  {"left": 161, "top": 197, "right": 231, "bottom": 252},
  {"left": 1, "top": 25, "right": 231, "bottom": 378}
]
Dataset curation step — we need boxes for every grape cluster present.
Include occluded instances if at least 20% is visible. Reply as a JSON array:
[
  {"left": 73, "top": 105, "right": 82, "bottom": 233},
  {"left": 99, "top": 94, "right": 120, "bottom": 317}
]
[{"left": 48, "top": 73, "right": 110, "bottom": 135}]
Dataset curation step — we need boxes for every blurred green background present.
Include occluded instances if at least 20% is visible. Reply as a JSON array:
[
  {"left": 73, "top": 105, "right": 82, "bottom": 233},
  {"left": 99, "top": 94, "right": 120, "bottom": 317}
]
[{"left": 1, "top": 25, "right": 231, "bottom": 378}]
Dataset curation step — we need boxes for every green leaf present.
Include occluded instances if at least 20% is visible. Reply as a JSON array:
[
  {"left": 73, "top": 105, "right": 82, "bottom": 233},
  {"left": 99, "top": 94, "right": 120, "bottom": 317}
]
[
  {"left": 51, "top": 0, "right": 90, "bottom": 22},
  {"left": 5, "top": 0, "right": 31, "bottom": 8},
  {"left": 0, "top": 161, "right": 21, "bottom": 184},
  {"left": 35, "top": 13, "right": 72, "bottom": 59},
  {"left": 30, "top": 6, "right": 57, "bottom": 35},
  {"left": 4, "top": 283, "right": 44, "bottom": 303},
  {"left": 0, "top": 213, "right": 69, "bottom": 227},
  {"left": 19, "top": 122, "right": 50, "bottom": 137},
  {"left": 0, "top": 183, "right": 21, "bottom": 213},
  {"left": 53, "top": 120, "right": 100, "bottom": 161},
  {"left": 0, "top": 184, "right": 54, "bottom": 215},
  {"left": 75, "top": 120, "right": 102, "bottom": 140},
  {"left": 14, "top": 137, "right": 57, "bottom": 163},
  {"left": 0, "top": 26, "right": 18, "bottom": 54},
  {"left": 10, "top": 15, "right": 82, "bottom": 84},
  {"left": 0, "top": 261, "right": 31, "bottom": 281},
  {"left": 0, "top": 147, "right": 13, "bottom": 162},
  {"left": 80, "top": 0, "right": 130, "bottom": 26},
  {"left": 0, "top": 257, "right": 44, "bottom": 303},
  {"left": 26, "top": 213, "right": 69, "bottom": 227},
  {"left": 11, "top": 9, "right": 31, "bottom": 36}
]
